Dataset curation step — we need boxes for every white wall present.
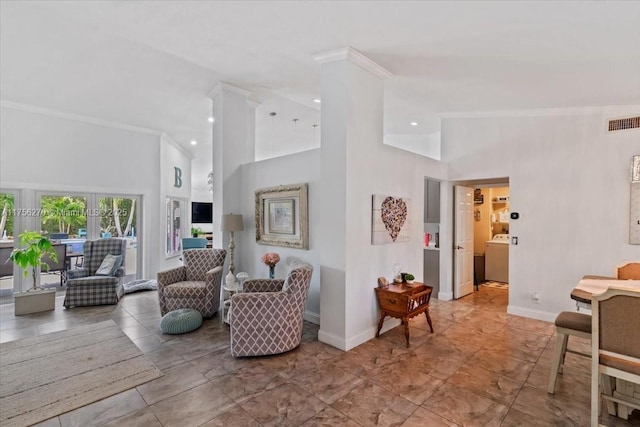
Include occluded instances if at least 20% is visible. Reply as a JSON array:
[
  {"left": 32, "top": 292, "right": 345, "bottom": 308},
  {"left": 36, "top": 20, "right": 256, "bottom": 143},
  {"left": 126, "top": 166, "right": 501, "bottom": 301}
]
[
  {"left": 441, "top": 108, "right": 640, "bottom": 320},
  {"left": 344, "top": 141, "right": 447, "bottom": 347},
  {"left": 384, "top": 132, "right": 441, "bottom": 160},
  {"left": 238, "top": 149, "right": 322, "bottom": 322},
  {"left": 0, "top": 105, "right": 162, "bottom": 281}
]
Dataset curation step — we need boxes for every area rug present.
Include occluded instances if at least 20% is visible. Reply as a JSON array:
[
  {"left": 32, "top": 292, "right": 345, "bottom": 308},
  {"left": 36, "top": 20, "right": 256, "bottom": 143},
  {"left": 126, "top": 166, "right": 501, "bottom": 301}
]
[
  {"left": 0, "top": 320, "right": 162, "bottom": 427},
  {"left": 482, "top": 281, "right": 509, "bottom": 289}
]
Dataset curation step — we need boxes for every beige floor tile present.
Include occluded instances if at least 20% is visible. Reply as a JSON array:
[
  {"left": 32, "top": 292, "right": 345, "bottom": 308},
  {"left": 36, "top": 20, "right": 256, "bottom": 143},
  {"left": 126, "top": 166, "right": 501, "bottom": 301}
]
[
  {"left": 421, "top": 383, "right": 508, "bottom": 427},
  {"left": 300, "top": 406, "right": 362, "bottom": 426},
  {"left": 6, "top": 288, "right": 639, "bottom": 427},
  {"left": 528, "top": 361, "right": 591, "bottom": 404},
  {"left": 199, "top": 406, "right": 260, "bottom": 427},
  {"left": 144, "top": 345, "right": 187, "bottom": 370},
  {"left": 240, "top": 383, "right": 327, "bottom": 427},
  {"left": 102, "top": 407, "right": 162, "bottom": 427},
  {"left": 446, "top": 364, "right": 523, "bottom": 406},
  {"left": 32, "top": 417, "right": 61, "bottom": 427},
  {"left": 59, "top": 388, "right": 147, "bottom": 427},
  {"left": 136, "top": 362, "right": 207, "bottom": 405},
  {"left": 369, "top": 359, "right": 444, "bottom": 405},
  {"left": 290, "top": 358, "right": 365, "bottom": 404},
  {"left": 510, "top": 384, "right": 590, "bottom": 426},
  {"left": 400, "top": 407, "right": 459, "bottom": 426},
  {"left": 209, "top": 364, "right": 288, "bottom": 403},
  {"left": 150, "top": 382, "right": 235, "bottom": 427},
  {"left": 0, "top": 325, "right": 38, "bottom": 343},
  {"left": 467, "top": 348, "right": 535, "bottom": 382},
  {"left": 331, "top": 381, "right": 418, "bottom": 427}
]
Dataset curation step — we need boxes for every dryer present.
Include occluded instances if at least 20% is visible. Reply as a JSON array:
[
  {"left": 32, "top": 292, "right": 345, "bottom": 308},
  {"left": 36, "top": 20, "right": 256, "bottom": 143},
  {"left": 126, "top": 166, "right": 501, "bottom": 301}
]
[{"left": 485, "top": 234, "right": 509, "bottom": 283}]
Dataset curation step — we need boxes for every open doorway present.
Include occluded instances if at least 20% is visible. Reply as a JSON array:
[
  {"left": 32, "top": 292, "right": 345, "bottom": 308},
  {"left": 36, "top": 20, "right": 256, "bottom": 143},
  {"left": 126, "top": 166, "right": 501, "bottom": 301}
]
[
  {"left": 474, "top": 186, "right": 510, "bottom": 289},
  {"left": 452, "top": 179, "right": 510, "bottom": 300}
]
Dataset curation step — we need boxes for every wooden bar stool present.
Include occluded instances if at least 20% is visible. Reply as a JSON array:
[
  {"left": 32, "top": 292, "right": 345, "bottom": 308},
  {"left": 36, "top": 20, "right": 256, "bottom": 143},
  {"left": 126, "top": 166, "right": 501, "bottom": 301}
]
[{"left": 548, "top": 311, "right": 592, "bottom": 394}]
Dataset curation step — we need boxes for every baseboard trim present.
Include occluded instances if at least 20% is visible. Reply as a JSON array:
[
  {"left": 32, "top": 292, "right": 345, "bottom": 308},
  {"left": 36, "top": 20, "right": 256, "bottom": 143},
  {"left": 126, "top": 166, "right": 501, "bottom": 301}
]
[
  {"left": 507, "top": 305, "right": 556, "bottom": 322},
  {"left": 438, "top": 291, "right": 453, "bottom": 301},
  {"left": 318, "top": 318, "right": 401, "bottom": 352},
  {"left": 303, "top": 310, "right": 320, "bottom": 325},
  {"left": 318, "top": 329, "right": 347, "bottom": 351}
]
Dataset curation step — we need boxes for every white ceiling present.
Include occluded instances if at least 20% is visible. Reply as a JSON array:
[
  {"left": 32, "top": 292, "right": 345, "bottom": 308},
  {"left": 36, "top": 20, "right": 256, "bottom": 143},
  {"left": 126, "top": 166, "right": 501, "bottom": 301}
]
[{"left": 2, "top": 0, "right": 639, "bottom": 154}]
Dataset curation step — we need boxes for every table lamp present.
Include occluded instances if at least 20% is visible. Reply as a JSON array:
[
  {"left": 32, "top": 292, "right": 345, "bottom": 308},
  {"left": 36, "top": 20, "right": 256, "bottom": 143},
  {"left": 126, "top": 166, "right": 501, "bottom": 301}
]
[{"left": 221, "top": 213, "right": 244, "bottom": 276}]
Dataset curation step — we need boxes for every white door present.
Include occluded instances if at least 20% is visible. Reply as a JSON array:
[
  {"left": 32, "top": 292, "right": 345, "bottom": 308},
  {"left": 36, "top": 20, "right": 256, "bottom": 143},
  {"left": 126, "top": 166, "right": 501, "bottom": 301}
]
[{"left": 454, "top": 185, "right": 474, "bottom": 298}]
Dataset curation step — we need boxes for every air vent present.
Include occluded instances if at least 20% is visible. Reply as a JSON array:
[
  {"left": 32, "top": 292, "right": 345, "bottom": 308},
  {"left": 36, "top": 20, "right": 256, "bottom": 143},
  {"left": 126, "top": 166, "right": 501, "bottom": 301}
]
[{"left": 608, "top": 116, "right": 640, "bottom": 132}]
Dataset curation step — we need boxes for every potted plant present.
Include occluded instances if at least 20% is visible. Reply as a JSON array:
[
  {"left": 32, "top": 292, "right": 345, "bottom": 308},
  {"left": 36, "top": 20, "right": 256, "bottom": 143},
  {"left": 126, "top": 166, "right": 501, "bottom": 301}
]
[
  {"left": 190, "top": 227, "right": 202, "bottom": 238},
  {"left": 9, "top": 231, "right": 58, "bottom": 315},
  {"left": 404, "top": 273, "right": 415, "bottom": 284},
  {"left": 10, "top": 231, "right": 58, "bottom": 291}
]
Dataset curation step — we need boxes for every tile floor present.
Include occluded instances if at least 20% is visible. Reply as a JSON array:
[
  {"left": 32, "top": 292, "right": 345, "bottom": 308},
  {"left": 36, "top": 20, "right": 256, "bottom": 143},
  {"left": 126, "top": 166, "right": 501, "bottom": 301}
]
[{"left": 1, "top": 287, "right": 639, "bottom": 426}]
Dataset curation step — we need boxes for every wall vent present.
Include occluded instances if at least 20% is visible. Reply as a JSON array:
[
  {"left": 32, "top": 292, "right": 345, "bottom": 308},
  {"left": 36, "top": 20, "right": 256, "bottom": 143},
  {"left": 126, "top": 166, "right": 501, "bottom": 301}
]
[{"left": 608, "top": 116, "right": 640, "bottom": 132}]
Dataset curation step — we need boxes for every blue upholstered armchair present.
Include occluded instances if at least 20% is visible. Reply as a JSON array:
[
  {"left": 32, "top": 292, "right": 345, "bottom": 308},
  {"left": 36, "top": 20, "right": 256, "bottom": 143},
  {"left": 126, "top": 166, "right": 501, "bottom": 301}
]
[{"left": 64, "top": 238, "right": 127, "bottom": 308}]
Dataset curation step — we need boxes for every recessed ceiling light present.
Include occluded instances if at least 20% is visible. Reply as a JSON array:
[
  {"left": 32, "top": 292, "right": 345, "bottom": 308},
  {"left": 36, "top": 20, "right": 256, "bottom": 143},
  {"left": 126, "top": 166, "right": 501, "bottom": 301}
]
[
  {"left": 410, "top": 122, "right": 418, "bottom": 126},
  {"left": 208, "top": 117, "right": 214, "bottom": 123},
  {"left": 190, "top": 140, "right": 197, "bottom": 145},
  {"left": 313, "top": 99, "right": 321, "bottom": 103}
]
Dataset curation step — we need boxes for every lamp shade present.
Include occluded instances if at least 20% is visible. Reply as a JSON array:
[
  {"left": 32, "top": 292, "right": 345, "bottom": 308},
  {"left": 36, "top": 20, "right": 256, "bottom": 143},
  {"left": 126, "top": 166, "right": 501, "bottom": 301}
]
[{"left": 221, "top": 214, "right": 244, "bottom": 232}]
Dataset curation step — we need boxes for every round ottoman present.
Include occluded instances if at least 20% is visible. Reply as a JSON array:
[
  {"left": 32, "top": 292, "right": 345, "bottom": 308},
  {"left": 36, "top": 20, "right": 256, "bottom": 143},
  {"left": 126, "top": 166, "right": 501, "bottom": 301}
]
[{"left": 160, "top": 309, "right": 203, "bottom": 334}]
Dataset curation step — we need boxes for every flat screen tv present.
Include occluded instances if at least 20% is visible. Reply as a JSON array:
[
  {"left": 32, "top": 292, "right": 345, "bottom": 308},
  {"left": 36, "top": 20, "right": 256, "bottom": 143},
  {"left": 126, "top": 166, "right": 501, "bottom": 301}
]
[{"left": 191, "top": 202, "right": 213, "bottom": 224}]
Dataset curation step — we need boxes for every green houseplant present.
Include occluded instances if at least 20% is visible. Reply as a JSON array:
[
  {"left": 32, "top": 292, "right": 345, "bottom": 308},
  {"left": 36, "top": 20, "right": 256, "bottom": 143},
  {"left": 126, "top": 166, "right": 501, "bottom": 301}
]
[
  {"left": 9, "top": 231, "right": 58, "bottom": 292},
  {"left": 190, "top": 227, "right": 202, "bottom": 238}
]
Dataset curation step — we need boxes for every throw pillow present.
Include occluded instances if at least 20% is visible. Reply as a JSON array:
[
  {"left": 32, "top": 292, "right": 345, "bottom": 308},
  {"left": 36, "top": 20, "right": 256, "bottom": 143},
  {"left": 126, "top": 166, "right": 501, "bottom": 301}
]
[{"left": 95, "top": 253, "right": 123, "bottom": 276}]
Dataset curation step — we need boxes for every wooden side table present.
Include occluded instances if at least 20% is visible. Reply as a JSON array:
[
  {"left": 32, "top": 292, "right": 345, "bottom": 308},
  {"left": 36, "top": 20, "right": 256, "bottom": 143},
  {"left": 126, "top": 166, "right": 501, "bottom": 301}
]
[{"left": 374, "top": 281, "right": 434, "bottom": 347}]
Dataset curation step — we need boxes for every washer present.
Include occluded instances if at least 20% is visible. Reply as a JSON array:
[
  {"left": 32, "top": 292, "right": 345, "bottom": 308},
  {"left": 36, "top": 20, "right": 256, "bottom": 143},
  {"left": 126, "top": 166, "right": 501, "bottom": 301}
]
[{"left": 485, "top": 234, "right": 509, "bottom": 283}]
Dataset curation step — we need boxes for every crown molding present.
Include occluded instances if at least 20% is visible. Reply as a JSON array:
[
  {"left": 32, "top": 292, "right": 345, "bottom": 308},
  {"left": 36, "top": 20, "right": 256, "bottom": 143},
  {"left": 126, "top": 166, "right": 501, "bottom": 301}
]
[
  {"left": 247, "top": 100, "right": 261, "bottom": 109},
  {"left": 161, "top": 133, "right": 195, "bottom": 159},
  {"left": 441, "top": 105, "right": 640, "bottom": 119},
  {"left": 207, "top": 82, "right": 253, "bottom": 99},
  {"left": 313, "top": 47, "right": 393, "bottom": 79},
  {"left": 0, "top": 100, "right": 162, "bottom": 136}
]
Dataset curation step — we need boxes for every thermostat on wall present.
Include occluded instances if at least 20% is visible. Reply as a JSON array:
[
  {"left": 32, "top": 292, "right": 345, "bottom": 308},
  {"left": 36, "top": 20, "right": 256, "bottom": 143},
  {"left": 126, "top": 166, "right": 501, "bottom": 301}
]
[{"left": 510, "top": 212, "right": 520, "bottom": 220}]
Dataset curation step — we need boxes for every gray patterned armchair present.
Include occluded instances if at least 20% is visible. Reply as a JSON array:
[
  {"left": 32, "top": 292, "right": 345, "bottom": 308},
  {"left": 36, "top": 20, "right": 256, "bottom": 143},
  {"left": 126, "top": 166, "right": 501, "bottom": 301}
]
[
  {"left": 157, "top": 249, "right": 226, "bottom": 318},
  {"left": 64, "top": 238, "right": 127, "bottom": 308},
  {"left": 230, "top": 261, "right": 313, "bottom": 357}
]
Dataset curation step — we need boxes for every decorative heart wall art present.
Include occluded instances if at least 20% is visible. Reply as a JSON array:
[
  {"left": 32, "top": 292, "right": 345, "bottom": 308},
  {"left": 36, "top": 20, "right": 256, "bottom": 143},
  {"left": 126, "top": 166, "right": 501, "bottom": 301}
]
[{"left": 372, "top": 194, "right": 411, "bottom": 245}]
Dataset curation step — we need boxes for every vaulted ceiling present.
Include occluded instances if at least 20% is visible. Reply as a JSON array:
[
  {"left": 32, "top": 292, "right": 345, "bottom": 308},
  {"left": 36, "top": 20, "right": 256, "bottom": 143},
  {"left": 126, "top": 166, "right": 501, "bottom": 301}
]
[{"left": 2, "top": 1, "right": 639, "bottom": 153}]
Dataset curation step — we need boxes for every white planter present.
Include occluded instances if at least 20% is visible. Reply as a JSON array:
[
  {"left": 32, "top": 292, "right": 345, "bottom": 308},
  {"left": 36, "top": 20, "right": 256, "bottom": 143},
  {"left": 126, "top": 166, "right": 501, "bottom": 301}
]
[{"left": 14, "top": 289, "right": 56, "bottom": 315}]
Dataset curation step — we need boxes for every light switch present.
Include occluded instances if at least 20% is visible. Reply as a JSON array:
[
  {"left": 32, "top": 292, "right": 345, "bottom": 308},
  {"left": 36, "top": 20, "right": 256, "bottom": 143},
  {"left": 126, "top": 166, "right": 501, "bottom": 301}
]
[{"left": 511, "top": 236, "right": 518, "bottom": 245}]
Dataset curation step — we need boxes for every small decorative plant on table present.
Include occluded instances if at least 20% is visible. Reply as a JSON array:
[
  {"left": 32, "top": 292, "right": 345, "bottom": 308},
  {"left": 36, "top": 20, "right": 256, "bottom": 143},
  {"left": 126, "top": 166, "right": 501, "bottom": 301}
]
[
  {"left": 261, "top": 252, "right": 280, "bottom": 279},
  {"left": 9, "top": 231, "right": 58, "bottom": 292},
  {"left": 404, "top": 273, "right": 415, "bottom": 284}
]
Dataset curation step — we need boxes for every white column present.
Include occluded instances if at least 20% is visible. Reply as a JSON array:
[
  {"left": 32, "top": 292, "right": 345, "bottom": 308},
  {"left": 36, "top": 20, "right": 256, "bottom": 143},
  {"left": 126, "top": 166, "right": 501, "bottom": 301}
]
[
  {"left": 315, "top": 48, "right": 392, "bottom": 350},
  {"left": 208, "top": 82, "right": 252, "bottom": 265}
]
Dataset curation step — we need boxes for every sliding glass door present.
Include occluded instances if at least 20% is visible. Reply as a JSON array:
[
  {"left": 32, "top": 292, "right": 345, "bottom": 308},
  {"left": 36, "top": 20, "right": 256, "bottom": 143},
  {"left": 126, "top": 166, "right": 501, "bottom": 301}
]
[{"left": 98, "top": 196, "right": 139, "bottom": 283}]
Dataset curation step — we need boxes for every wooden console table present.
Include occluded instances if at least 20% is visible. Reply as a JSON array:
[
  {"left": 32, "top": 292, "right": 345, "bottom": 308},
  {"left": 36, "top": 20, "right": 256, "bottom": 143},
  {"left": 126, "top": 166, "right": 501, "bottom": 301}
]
[{"left": 375, "top": 281, "right": 434, "bottom": 347}]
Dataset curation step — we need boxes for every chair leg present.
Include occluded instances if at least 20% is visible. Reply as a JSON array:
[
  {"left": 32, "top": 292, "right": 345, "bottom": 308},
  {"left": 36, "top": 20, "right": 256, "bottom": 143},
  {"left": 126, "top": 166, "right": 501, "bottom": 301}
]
[
  {"left": 424, "top": 309, "right": 434, "bottom": 333},
  {"left": 403, "top": 316, "right": 410, "bottom": 348},
  {"left": 601, "top": 373, "right": 617, "bottom": 416},
  {"left": 375, "top": 312, "right": 385, "bottom": 338},
  {"left": 548, "top": 332, "right": 568, "bottom": 394}
]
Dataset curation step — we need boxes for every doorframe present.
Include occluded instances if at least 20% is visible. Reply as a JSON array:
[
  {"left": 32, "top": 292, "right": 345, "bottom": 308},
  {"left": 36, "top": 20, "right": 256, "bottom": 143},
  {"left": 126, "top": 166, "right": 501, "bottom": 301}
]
[{"left": 441, "top": 177, "right": 510, "bottom": 301}]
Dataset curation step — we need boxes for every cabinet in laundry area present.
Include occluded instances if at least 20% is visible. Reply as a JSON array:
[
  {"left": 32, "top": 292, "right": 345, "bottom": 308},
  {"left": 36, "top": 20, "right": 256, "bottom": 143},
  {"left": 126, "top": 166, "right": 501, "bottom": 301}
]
[
  {"left": 423, "top": 178, "right": 441, "bottom": 296},
  {"left": 424, "top": 179, "right": 440, "bottom": 223},
  {"left": 423, "top": 249, "right": 439, "bottom": 296}
]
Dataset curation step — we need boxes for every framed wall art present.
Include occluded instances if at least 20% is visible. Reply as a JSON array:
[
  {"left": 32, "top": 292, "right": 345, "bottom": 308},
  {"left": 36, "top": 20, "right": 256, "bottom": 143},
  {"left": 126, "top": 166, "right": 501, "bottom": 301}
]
[
  {"left": 255, "top": 183, "right": 308, "bottom": 249},
  {"left": 372, "top": 194, "right": 411, "bottom": 245}
]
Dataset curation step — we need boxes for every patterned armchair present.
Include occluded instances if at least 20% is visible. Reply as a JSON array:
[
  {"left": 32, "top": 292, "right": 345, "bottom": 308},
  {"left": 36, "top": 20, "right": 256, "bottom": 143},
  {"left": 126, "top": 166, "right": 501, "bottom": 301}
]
[
  {"left": 230, "top": 261, "right": 313, "bottom": 357},
  {"left": 157, "top": 249, "right": 226, "bottom": 318},
  {"left": 64, "top": 238, "right": 127, "bottom": 308}
]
